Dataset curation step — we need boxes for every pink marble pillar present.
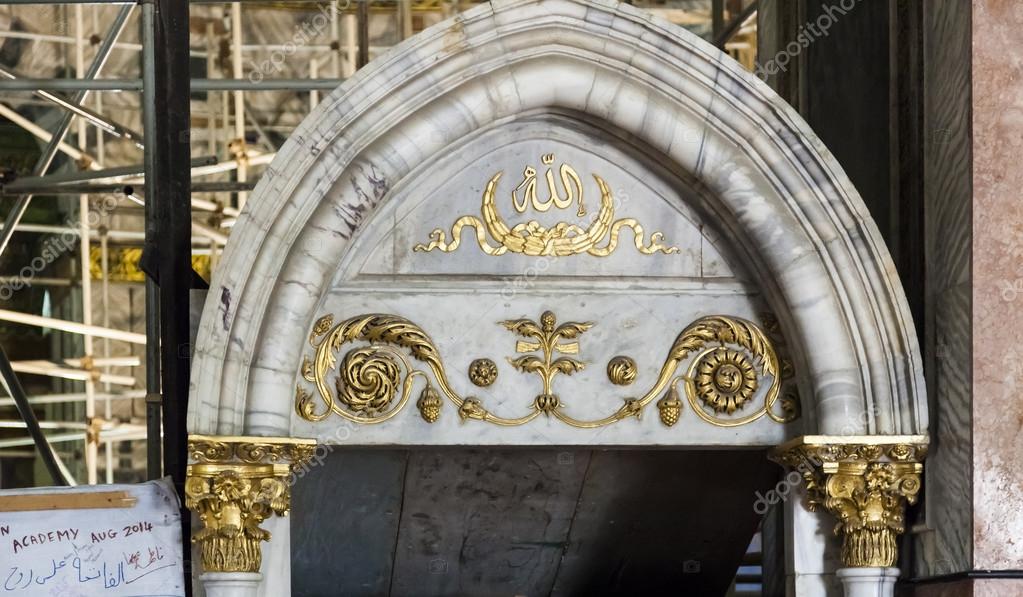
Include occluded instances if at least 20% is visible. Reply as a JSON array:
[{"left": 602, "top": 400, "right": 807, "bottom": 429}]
[
  {"left": 912, "top": 1, "right": 1023, "bottom": 595},
  {"left": 971, "top": 0, "right": 1023, "bottom": 574}
]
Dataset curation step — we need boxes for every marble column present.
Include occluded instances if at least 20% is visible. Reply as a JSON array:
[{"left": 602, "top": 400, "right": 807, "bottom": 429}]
[
  {"left": 185, "top": 435, "right": 316, "bottom": 597},
  {"left": 970, "top": 0, "right": 1023, "bottom": 575},
  {"left": 836, "top": 568, "right": 898, "bottom": 597},
  {"left": 773, "top": 436, "right": 928, "bottom": 597}
]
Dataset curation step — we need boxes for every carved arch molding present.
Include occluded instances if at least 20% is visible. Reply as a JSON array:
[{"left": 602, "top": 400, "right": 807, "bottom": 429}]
[{"left": 185, "top": 0, "right": 928, "bottom": 585}]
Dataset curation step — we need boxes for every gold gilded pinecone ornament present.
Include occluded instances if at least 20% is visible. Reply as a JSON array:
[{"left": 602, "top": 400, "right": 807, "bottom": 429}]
[
  {"left": 657, "top": 385, "right": 682, "bottom": 426},
  {"left": 417, "top": 385, "right": 442, "bottom": 423}
]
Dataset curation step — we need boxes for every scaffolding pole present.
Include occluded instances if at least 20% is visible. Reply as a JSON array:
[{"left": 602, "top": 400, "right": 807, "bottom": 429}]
[
  {"left": 142, "top": 0, "right": 191, "bottom": 574},
  {"left": 0, "top": 78, "right": 346, "bottom": 91},
  {"left": 141, "top": 0, "right": 162, "bottom": 483},
  {"left": 0, "top": 3, "right": 133, "bottom": 259},
  {"left": 0, "top": 344, "right": 70, "bottom": 485},
  {"left": 0, "top": 66, "right": 145, "bottom": 147},
  {"left": 0, "top": 309, "right": 148, "bottom": 344}
]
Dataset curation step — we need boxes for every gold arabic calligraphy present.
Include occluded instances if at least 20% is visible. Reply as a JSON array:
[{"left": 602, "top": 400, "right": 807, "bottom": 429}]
[
  {"left": 514, "top": 153, "right": 586, "bottom": 216},
  {"left": 413, "top": 153, "right": 679, "bottom": 258}
]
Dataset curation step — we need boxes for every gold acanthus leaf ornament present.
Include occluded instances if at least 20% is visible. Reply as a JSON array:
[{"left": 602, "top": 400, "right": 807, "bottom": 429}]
[
  {"left": 296, "top": 313, "right": 530, "bottom": 426},
  {"left": 502, "top": 310, "right": 591, "bottom": 418},
  {"left": 296, "top": 311, "right": 798, "bottom": 429},
  {"left": 185, "top": 435, "right": 315, "bottom": 574},
  {"left": 772, "top": 437, "right": 928, "bottom": 568}
]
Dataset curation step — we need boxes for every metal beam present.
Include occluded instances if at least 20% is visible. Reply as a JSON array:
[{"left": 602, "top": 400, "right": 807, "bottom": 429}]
[
  {"left": 0, "top": 4, "right": 133, "bottom": 259},
  {"left": 0, "top": 103, "right": 98, "bottom": 165},
  {"left": 0, "top": 427, "right": 147, "bottom": 450},
  {"left": 0, "top": 389, "right": 146, "bottom": 408},
  {"left": 145, "top": 0, "right": 191, "bottom": 567},
  {"left": 357, "top": 0, "right": 370, "bottom": 68},
  {"left": 0, "top": 181, "right": 255, "bottom": 196},
  {"left": 1, "top": 156, "right": 216, "bottom": 190},
  {"left": 152, "top": 0, "right": 193, "bottom": 485},
  {"left": 0, "top": 344, "right": 69, "bottom": 485},
  {"left": 10, "top": 360, "right": 138, "bottom": 386},
  {"left": 714, "top": 1, "right": 759, "bottom": 49},
  {"left": 0, "top": 0, "right": 129, "bottom": 4},
  {"left": 0, "top": 309, "right": 148, "bottom": 344},
  {"left": 0, "top": 78, "right": 346, "bottom": 92},
  {"left": 0, "top": 66, "right": 145, "bottom": 147},
  {"left": 140, "top": 0, "right": 162, "bottom": 483}
]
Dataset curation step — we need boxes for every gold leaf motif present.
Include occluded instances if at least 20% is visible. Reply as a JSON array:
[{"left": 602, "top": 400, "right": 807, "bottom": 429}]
[
  {"left": 296, "top": 311, "right": 793, "bottom": 430},
  {"left": 336, "top": 347, "right": 401, "bottom": 416},
  {"left": 694, "top": 348, "right": 758, "bottom": 414},
  {"left": 311, "top": 314, "right": 334, "bottom": 339},
  {"left": 186, "top": 436, "right": 314, "bottom": 574}
]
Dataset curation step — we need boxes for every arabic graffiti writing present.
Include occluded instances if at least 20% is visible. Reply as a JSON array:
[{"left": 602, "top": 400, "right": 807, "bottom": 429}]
[
  {"left": 413, "top": 153, "right": 679, "bottom": 258},
  {"left": 2, "top": 543, "right": 172, "bottom": 593},
  {"left": 0, "top": 481, "right": 184, "bottom": 597}
]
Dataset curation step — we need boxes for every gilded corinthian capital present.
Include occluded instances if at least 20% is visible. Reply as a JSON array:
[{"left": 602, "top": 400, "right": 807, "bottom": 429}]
[
  {"left": 185, "top": 435, "right": 317, "bottom": 573},
  {"left": 771, "top": 435, "right": 928, "bottom": 568}
]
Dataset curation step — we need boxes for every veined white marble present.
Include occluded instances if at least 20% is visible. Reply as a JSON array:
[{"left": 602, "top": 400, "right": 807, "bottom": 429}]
[
  {"left": 200, "top": 572, "right": 261, "bottom": 597},
  {"left": 187, "top": 0, "right": 926, "bottom": 444},
  {"left": 836, "top": 567, "right": 899, "bottom": 597},
  {"left": 785, "top": 493, "right": 842, "bottom": 596}
]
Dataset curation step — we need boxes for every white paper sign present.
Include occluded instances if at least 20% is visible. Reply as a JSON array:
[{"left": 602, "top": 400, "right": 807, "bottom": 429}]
[{"left": 0, "top": 478, "right": 185, "bottom": 596}]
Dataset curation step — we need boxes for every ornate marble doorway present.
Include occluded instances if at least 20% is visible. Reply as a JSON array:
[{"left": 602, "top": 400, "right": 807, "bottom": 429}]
[{"left": 185, "top": 1, "right": 928, "bottom": 595}]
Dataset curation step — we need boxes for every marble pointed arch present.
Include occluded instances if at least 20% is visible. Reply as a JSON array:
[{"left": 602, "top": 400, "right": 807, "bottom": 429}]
[{"left": 187, "top": 0, "right": 926, "bottom": 438}]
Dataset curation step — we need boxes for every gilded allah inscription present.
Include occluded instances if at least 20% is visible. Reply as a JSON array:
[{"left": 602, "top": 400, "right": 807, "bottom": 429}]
[{"left": 413, "top": 154, "right": 680, "bottom": 257}]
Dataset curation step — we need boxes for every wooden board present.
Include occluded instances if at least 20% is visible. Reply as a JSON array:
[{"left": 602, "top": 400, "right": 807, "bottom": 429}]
[{"left": 0, "top": 491, "right": 136, "bottom": 512}]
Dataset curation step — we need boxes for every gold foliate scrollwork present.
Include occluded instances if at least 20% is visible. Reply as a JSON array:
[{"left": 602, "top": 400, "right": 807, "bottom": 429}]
[
  {"left": 771, "top": 436, "right": 928, "bottom": 568},
  {"left": 185, "top": 435, "right": 316, "bottom": 574},
  {"left": 188, "top": 437, "right": 317, "bottom": 466},
  {"left": 296, "top": 314, "right": 527, "bottom": 426},
  {"left": 296, "top": 311, "right": 798, "bottom": 429},
  {"left": 413, "top": 154, "right": 678, "bottom": 257}
]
